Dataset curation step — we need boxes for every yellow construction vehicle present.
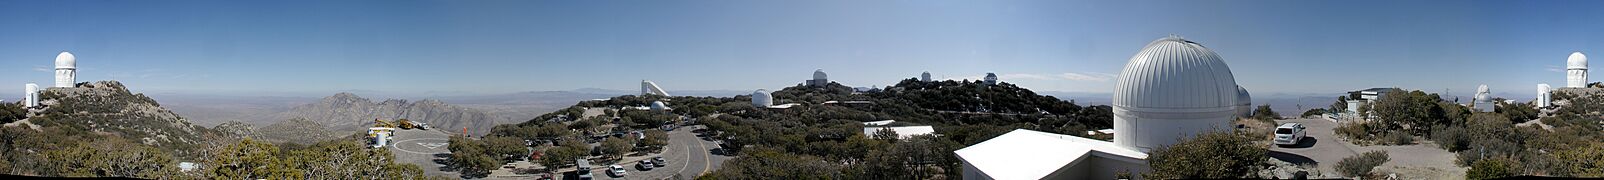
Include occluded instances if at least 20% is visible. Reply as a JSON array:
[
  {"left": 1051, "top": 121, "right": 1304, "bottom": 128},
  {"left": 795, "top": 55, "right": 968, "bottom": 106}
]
[
  {"left": 398, "top": 119, "right": 417, "bottom": 130},
  {"left": 373, "top": 118, "right": 396, "bottom": 128}
]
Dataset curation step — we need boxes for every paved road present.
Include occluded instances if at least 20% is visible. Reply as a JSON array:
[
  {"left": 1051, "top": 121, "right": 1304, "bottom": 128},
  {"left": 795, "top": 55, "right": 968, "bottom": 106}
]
[
  {"left": 1270, "top": 118, "right": 1465, "bottom": 179},
  {"left": 387, "top": 129, "right": 460, "bottom": 178},
  {"left": 564, "top": 125, "right": 731, "bottom": 180},
  {"left": 1269, "top": 118, "right": 1359, "bottom": 175}
]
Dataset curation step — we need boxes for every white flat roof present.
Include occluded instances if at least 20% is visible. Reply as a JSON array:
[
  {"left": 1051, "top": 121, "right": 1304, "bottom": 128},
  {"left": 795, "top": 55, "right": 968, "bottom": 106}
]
[
  {"left": 862, "top": 120, "right": 896, "bottom": 126},
  {"left": 862, "top": 126, "right": 935, "bottom": 139},
  {"left": 954, "top": 129, "right": 1146, "bottom": 179},
  {"left": 767, "top": 103, "right": 800, "bottom": 109}
]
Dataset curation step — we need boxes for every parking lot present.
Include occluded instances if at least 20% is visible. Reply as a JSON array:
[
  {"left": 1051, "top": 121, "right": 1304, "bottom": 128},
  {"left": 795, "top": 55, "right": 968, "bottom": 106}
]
[
  {"left": 564, "top": 125, "right": 731, "bottom": 180},
  {"left": 1269, "top": 118, "right": 1465, "bottom": 179},
  {"left": 387, "top": 128, "right": 461, "bottom": 178}
]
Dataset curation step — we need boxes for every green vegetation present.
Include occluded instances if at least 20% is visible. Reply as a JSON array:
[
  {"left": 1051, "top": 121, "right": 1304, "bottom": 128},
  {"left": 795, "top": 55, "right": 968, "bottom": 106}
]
[
  {"left": 1328, "top": 88, "right": 1604, "bottom": 177},
  {"left": 1300, "top": 108, "right": 1327, "bottom": 118},
  {"left": 1143, "top": 131, "right": 1269, "bottom": 179},
  {"left": 1466, "top": 157, "right": 1519, "bottom": 180},
  {"left": 459, "top": 78, "right": 1113, "bottom": 179},
  {"left": 1251, "top": 104, "right": 1280, "bottom": 120},
  {"left": 0, "top": 103, "right": 24, "bottom": 124},
  {"left": 446, "top": 135, "right": 500, "bottom": 178},
  {"left": 1334, "top": 150, "right": 1389, "bottom": 177}
]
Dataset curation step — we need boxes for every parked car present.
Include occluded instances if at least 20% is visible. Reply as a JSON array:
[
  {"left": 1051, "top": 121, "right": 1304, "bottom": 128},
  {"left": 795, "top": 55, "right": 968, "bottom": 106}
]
[
  {"left": 652, "top": 156, "right": 666, "bottom": 167},
  {"left": 576, "top": 159, "right": 593, "bottom": 180},
  {"left": 608, "top": 164, "right": 627, "bottom": 177},
  {"left": 1274, "top": 123, "right": 1307, "bottom": 146},
  {"left": 638, "top": 160, "right": 655, "bottom": 170}
]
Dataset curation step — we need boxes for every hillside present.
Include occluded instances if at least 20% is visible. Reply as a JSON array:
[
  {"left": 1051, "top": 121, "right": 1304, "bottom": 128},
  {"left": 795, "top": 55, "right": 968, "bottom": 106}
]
[
  {"left": 251, "top": 118, "right": 342, "bottom": 144},
  {"left": 269, "top": 92, "right": 504, "bottom": 135},
  {"left": 28, "top": 81, "right": 223, "bottom": 159}
]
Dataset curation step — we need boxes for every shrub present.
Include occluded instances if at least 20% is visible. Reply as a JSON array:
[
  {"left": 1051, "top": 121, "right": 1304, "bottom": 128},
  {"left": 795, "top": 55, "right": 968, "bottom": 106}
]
[
  {"left": 1551, "top": 142, "right": 1604, "bottom": 177},
  {"left": 1334, "top": 122, "right": 1370, "bottom": 141},
  {"left": 1430, "top": 125, "right": 1470, "bottom": 152},
  {"left": 1301, "top": 108, "right": 1326, "bottom": 118},
  {"left": 1384, "top": 130, "right": 1413, "bottom": 145},
  {"left": 1335, "top": 150, "right": 1390, "bottom": 177},
  {"left": 1144, "top": 131, "right": 1269, "bottom": 179},
  {"left": 1466, "top": 157, "right": 1520, "bottom": 180},
  {"left": 1251, "top": 105, "right": 1280, "bottom": 120}
]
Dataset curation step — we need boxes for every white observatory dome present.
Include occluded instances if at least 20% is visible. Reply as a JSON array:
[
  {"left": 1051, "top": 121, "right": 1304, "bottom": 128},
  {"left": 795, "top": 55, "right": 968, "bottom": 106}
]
[
  {"left": 55, "top": 51, "right": 76, "bottom": 69},
  {"left": 1237, "top": 86, "right": 1252, "bottom": 117},
  {"left": 751, "top": 89, "right": 773, "bottom": 107},
  {"left": 1112, "top": 35, "right": 1240, "bottom": 152},
  {"left": 921, "top": 71, "right": 932, "bottom": 82},
  {"left": 1569, "top": 52, "right": 1588, "bottom": 69},
  {"left": 1114, "top": 36, "right": 1239, "bottom": 109},
  {"left": 813, "top": 69, "right": 828, "bottom": 80},
  {"left": 1475, "top": 84, "right": 1490, "bottom": 101},
  {"left": 650, "top": 101, "right": 668, "bottom": 111}
]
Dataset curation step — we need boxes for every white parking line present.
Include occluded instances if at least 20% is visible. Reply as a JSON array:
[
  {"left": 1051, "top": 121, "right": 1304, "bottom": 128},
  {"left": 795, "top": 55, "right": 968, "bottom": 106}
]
[{"left": 391, "top": 138, "right": 450, "bottom": 155}]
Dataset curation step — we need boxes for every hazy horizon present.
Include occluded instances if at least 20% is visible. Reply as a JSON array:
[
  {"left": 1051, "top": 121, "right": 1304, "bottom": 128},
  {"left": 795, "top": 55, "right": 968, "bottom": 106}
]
[{"left": 5, "top": 0, "right": 1603, "bottom": 99}]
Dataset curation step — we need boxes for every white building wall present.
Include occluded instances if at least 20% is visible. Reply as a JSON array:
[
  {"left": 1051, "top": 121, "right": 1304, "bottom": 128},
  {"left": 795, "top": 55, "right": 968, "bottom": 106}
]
[
  {"left": 1538, "top": 84, "right": 1552, "bottom": 108},
  {"left": 1113, "top": 107, "right": 1235, "bottom": 152},
  {"left": 1570, "top": 69, "right": 1589, "bottom": 88}
]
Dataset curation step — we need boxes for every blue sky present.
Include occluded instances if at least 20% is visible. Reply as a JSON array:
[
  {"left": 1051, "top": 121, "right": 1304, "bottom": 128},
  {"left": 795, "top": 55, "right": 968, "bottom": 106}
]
[{"left": 3, "top": 0, "right": 1603, "bottom": 99}]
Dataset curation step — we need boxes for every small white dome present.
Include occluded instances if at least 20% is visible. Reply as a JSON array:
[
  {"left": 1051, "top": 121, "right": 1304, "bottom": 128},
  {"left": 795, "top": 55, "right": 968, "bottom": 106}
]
[
  {"left": 1114, "top": 36, "right": 1239, "bottom": 109},
  {"left": 751, "top": 89, "right": 773, "bottom": 107},
  {"left": 1570, "top": 52, "right": 1588, "bottom": 69},
  {"left": 55, "top": 51, "right": 76, "bottom": 69},
  {"left": 650, "top": 101, "right": 668, "bottom": 111},
  {"left": 920, "top": 71, "right": 932, "bottom": 82},
  {"left": 1237, "top": 86, "right": 1251, "bottom": 106},
  {"left": 813, "top": 69, "right": 828, "bottom": 80},
  {"left": 1475, "top": 84, "right": 1490, "bottom": 101}
]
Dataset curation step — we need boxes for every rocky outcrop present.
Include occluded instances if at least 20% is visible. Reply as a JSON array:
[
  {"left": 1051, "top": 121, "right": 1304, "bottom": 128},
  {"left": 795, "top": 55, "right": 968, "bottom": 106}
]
[
  {"left": 212, "top": 121, "right": 254, "bottom": 138},
  {"left": 253, "top": 117, "right": 341, "bottom": 144},
  {"left": 270, "top": 93, "right": 504, "bottom": 135}
]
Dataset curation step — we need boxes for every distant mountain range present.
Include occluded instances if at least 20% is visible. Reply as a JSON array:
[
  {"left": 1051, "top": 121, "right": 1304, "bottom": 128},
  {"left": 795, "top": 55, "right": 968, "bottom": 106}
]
[
  {"left": 159, "top": 89, "right": 748, "bottom": 128},
  {"left": 261, "top": 92, "right": 506, "bottom": 135}
]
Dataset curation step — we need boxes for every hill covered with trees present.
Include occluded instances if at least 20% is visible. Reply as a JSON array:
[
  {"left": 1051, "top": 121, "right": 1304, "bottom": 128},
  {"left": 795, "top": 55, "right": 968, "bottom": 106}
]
[
  {"left": 0, "top": 81, "right": 439, "bottom": 179},
  {"left": 466, "top": 78, "right": 1116, "bottom": 179}
]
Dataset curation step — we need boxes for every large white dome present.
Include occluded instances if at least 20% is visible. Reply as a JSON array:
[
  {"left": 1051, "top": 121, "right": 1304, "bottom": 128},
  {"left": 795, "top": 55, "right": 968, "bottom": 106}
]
[
  {"left": 55, "top": 51, "right": 76, "bottom": 69},
  {"left": 1113, "top": 36, "right": 1239, "bottom": 109},
  {"left": 1570, "top": 52, "right": 1588, "bottom": 69},
  {"left": 1111, "top": 36, "right": 1240, "bottom": 152}
]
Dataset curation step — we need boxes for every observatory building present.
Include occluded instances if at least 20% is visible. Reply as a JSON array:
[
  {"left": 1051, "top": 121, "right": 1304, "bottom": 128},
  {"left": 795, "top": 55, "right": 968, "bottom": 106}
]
[
  {"left": 982, "top": 73, "right": 999, "bottom": 85},
  {"left": 55, "top": 51, "right": 77, "bottom": 88},
  {"left": 1237, "top": 86, "right": 1253, "bottom": 118},
  {"left": 641, "top": 80, "right": 671, "bottom": 97},
  {"left": 1569, "top": 52, "right": 1588, "bottom": 88},
  {"left": 921, "top": 71, "right": 932, "bottom": 82},
  {"left": 1538, "top": 84, "right": 1552, "bottom": 108},
  {"left": 23, "top": 83, "right": 39, "bottom": 108},
  {"left": 1474, "top": 84, "right": 1494, "bottom": 112},
  {"left": 957, "top": 35, "right": 1241, "bottom": 179},
  {"left": 806, "top": 69, "right": 830, "bottom": 87},
  {"left": 751, "top": 89, "right": 773, "bottom": 108},
  {"left": 649, "top": 101, "right": 669, "bottom": 111}
]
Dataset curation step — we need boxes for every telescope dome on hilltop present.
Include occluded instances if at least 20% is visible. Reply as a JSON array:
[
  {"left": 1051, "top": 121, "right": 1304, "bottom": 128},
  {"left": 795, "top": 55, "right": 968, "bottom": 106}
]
[
  {"left": 55, "top": 51, "right": 76, "bottom": 68},
  {"left": 1569, "top": 52, "right": 1587, "bottom": 69}
]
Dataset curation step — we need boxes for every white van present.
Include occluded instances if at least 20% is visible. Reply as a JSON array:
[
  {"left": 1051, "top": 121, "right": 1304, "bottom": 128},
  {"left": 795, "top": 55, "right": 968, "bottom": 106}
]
[{"left": 1274, "top": 123, "right": 1307, "bottom": 146}]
